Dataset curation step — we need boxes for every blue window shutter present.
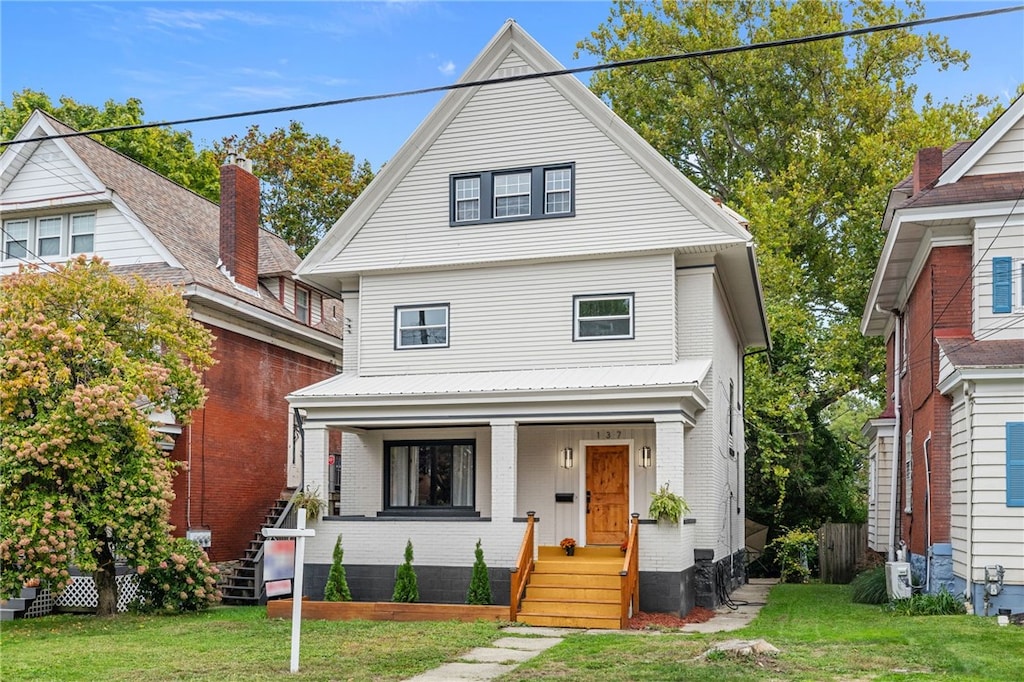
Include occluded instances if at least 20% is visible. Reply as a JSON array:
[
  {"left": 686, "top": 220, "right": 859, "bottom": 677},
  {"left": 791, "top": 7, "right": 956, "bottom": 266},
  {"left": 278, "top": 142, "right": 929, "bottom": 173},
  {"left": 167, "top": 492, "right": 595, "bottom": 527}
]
[
  {"left": 992, "top": 257, "right": 1013, "bottom": 313},
  {"left": 1008, "top": 422, "right": 1024, "bottom": 507}
]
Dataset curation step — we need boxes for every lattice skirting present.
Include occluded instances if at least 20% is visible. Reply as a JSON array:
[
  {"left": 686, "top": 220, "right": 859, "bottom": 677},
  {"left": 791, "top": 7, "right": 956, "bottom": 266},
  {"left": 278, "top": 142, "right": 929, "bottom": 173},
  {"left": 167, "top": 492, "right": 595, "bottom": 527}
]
[
  {"left": 54, "top": 574, "right": 140, "bottom": 612},
  {"left": 23, "top": 588, "right": 54, "bottom": 618}
]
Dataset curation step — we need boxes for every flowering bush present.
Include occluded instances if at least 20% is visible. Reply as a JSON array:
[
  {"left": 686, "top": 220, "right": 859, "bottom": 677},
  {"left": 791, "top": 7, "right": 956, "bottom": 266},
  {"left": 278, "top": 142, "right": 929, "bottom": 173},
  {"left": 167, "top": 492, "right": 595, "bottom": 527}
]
[
  {"left": 559, "top": 537, "right": 576, "bottom": 550},
  {"left": 135, "top": 537, "right": 221, "bottom": 612}
]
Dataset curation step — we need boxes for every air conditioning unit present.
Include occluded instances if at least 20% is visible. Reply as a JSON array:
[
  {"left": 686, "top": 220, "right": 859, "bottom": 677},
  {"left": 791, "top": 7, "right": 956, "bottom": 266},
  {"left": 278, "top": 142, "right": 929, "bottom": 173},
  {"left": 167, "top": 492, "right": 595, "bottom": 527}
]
[
  {"left": 885, "top": 561, "right": 912, "bottom": 599},
  {"left": 186, "top": 529, "right": 212, "bottom": 549}
]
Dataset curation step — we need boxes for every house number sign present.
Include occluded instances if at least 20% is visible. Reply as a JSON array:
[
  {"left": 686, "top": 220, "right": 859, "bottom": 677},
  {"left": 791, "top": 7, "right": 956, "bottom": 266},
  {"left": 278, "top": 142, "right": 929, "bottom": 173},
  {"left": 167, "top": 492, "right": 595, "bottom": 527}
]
[{"left": 595, "top": 430, "right": 623, "bottom": 439}]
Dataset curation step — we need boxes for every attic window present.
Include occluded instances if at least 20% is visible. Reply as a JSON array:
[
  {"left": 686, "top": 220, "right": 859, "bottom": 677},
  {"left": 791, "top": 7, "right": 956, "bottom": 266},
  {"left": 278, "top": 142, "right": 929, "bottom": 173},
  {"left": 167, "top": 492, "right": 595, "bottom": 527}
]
[
  {"left": 295, "top": 287, "right": 311, "bottom": 324},
  {"left": 451, "top": 163, "right": 574, "bottom": 226},
  {"left": 2, "top": 212, "right": 96, "bottom": 263}
]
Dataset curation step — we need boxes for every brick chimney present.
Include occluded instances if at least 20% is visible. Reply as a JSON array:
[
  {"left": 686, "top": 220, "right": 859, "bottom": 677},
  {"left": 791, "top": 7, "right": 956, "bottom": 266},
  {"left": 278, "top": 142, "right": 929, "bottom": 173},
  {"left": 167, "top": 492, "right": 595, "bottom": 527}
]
[
  {"left": 912, "top": 146, "right": 943, "bottom": 196},
  {"left": 219, "top": 153, "right": 260, "bottom": 290}
]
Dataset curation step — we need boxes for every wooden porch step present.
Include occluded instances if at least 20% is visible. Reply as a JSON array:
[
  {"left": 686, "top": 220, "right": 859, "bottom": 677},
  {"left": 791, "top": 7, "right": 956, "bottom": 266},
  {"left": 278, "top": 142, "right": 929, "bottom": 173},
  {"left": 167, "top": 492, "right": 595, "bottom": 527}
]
[
  {"left": 525, "top": 585, "right": 619, "bottom": 601},
  {"left": 514, "top": 545, "right": 627, "bottom": 630},
  {"left": 516, "top": 612, "right": 621, "bottom": 629},
  {"left": 528, "top": 573, "right": 620, "bottom": 588},
  {"left": 518, "top": 598, "right": 619, "bottom": 618}
]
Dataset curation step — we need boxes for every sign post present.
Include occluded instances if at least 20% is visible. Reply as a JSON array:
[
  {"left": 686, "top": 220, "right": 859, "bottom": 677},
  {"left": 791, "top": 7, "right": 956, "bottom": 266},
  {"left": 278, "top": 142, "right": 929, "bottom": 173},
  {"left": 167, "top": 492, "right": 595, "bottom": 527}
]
[{"left": 263, "top": 507, "right": 316, "bottom": 673}]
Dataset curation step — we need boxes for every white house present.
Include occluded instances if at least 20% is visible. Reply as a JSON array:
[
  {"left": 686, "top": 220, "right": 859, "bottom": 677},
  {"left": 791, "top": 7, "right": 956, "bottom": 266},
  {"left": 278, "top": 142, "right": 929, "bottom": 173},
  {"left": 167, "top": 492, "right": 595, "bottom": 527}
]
[
  {"left": 289, "top": 21, "right": 769, "bottom": 625},
  {"left": 861, "top": 94, "right": 1024, "bottom": 615}
]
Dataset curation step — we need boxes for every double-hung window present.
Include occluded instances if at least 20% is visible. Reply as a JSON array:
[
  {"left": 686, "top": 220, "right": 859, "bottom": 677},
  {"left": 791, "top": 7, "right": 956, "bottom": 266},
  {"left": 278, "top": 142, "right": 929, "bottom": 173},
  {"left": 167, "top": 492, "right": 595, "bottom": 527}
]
[
  {"left": 992, "top": 256, "right": 1024, "bottom": 313},
  {"left": 451, "top": 163, "right": 574, "bottom": 225},
  {"left": 395, "top": 304, "right": 449, "bottom": 349},
  {"left": 573, "top": 293, "right": 634, "bottom": 341},
  {"left": 2, "top": 212, "right": 96, "bottom": 262},
  {"left": 385, "top": 440, "right": 475, "bottom": 513},
  {"left": 295, "top": 287, "right": 311, "bottom": 324}
]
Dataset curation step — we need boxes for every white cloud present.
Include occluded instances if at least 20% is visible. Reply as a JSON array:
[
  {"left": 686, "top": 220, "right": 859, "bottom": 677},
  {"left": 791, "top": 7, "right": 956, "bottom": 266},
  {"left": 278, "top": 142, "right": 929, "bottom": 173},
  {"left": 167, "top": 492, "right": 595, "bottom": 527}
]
[{"left": 438, "top": 60, "right": 456, "bottom": 76}]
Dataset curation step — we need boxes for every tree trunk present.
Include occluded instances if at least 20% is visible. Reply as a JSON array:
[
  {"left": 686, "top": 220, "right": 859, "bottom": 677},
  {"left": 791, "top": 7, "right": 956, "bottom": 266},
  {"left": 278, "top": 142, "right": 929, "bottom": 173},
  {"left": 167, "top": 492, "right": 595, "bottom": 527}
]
[{"left": 94, "top": 541, "right": 118, "bottom": 617}]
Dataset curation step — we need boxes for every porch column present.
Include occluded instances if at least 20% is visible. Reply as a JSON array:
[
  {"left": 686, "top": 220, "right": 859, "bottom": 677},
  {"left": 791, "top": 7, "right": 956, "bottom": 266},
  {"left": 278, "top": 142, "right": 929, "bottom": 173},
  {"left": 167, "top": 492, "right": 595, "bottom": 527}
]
[
  {"left": 302, "top": 423, "right": 330, "bottom": 520},
  {"left": 654, "top": 416, "right": 685, "bottom": 492},
  {"left": 490, "top": 419, "right": 518, "bottom": 523}
]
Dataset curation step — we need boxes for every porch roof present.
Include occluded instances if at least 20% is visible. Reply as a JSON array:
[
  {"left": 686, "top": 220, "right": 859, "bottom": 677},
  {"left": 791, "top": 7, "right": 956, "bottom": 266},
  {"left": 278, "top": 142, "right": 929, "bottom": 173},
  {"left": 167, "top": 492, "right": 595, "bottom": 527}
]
[
  {"left": 292, "top": 361, "right": 708, "bottom": 398},
  {"left": 290, "top": 362, "right": 712, "bottom": 426}
]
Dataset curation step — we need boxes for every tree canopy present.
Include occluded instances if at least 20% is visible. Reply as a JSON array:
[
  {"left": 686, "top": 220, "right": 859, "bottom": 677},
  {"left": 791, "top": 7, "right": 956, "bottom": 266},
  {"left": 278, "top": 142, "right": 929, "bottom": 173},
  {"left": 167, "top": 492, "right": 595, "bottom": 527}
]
[
  {"left": 1, "top": 91, "right": 374, "bottom": 258},
  {"left": 218, "top": 122, "right": 375, "bottom": 257},
  {"left": 0, "top": 257, "right": 215, "bottom": 615},
  {"left": 579, "top": 0, "right": 995, "bottom": 530}
]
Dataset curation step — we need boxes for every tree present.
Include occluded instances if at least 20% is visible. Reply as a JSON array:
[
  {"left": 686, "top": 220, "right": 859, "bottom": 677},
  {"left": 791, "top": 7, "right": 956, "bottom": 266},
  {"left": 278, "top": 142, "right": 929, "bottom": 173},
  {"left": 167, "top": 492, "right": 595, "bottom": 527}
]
[
  {"left": 578, "top": 0, "right": 993, "bottom": 530},
  {"left": 0, "top": 89, "right": 221, "bottom": 202},
  {"left": 323, "top": 534, "right": 353, "bottom": 602},
  {"left": 392, "top": 539, "right": 419, "bottom": 603},
  {"left": 218, "top": 121, "right": 375, "bottom": 257},
  {"left": 0, "top": 257, "right": 215, "bottom": 615},
  {"left": 466, "top": 538, "right": 492, "bottom": 605}
]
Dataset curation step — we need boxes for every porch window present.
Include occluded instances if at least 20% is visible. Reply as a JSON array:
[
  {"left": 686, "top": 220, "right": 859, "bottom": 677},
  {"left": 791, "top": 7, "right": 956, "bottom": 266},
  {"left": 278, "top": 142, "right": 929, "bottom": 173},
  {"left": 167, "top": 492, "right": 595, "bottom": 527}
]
[{"left": 385, "top": 440, "right": 475, "bottom": 513}]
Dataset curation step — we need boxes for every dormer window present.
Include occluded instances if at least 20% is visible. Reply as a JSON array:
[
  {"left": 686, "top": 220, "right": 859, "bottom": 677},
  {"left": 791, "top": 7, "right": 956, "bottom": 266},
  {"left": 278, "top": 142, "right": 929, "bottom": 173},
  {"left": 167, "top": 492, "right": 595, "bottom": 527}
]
[
  {"left": 2, "top": 212, "right": 96, "bottom": 262},
  {"left": 450, "top": 163, "right": 574, "bottom": 226},
  {"left": 295, "top": 286, "right": 311, "bottom": 324}
]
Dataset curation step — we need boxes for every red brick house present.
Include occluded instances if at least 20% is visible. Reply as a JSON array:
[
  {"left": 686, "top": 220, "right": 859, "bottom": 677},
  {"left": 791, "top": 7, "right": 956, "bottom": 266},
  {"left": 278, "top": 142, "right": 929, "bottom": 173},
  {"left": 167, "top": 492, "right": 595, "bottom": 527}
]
[
  {"left": 861, "top": 95, "right": 1024, "bottom": 615},
  {"left": 1, "top": 111, "right": 344, "bottom": 564}
]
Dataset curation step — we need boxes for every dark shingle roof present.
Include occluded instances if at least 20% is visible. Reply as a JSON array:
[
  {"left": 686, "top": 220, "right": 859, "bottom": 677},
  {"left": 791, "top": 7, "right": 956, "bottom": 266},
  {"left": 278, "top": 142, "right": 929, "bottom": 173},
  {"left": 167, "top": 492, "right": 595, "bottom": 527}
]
[
  {"left": 902, "top": 171, "right": 1024, "bottom": 210},
  {"left": 39, "top": 112, "right": 341, "bottom": 338},
  {"left": 937, "top": 338, "right": 1024, "bottom": 368},
  {"left": 894, "top": 141, "right": 974, "bottom": 191}
]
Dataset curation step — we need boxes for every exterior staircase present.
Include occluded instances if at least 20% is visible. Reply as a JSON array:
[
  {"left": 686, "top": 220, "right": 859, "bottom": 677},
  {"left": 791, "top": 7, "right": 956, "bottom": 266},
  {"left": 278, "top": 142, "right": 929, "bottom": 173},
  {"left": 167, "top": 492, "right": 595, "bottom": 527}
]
[
  {"left": 517, "top": 545, "right": 626, "bottom": 629},
  {"left": 220, "top": 495, "right": 292, "bottom": 605},
  {"left": 1, "top": 585, "right": 41, "bottom": 621}
]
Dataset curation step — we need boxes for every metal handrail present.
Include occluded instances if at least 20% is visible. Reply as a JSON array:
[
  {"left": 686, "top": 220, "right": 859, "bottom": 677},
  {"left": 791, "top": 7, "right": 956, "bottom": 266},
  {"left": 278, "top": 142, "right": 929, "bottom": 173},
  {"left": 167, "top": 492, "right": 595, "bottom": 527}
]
[
  {"left": 509, "top": 511, "right": 536, "bottom": 622},
  {"left": 618, "top": 513, "right": 640, "bottom": 628}
]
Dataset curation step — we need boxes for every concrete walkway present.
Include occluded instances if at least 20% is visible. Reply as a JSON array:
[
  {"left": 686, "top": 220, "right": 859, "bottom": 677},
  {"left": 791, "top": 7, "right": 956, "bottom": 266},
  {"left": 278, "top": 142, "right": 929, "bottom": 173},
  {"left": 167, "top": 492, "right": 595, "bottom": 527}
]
[{"left": 404, "top": 579, "right": 777, "bottom": 681}]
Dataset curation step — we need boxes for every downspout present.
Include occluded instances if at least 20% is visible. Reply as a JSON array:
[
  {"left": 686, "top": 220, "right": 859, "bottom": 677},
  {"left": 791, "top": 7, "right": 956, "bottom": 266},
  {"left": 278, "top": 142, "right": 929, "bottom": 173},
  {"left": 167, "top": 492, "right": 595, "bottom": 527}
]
[
  {"left": 923, "top": 432, "right": 932, "bottom": 592},
  {"left": 186, "top": 424, "right": 193, "bottom": 529},
  {"left": 963, "top": 382, "right": 976, "bottom": 613}
]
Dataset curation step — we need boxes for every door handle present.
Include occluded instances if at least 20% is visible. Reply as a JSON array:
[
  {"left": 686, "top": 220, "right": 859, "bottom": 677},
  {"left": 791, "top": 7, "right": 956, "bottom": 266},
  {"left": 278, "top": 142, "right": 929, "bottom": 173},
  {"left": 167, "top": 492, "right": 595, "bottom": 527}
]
[{"left": 586, "top": 490, "right": 591, "bottom": 514}]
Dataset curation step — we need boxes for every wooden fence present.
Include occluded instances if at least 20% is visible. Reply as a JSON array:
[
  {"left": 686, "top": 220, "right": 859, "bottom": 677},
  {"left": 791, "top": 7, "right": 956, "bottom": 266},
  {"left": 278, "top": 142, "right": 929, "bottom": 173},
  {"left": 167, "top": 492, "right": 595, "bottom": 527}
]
[{"left": 818, "top": 523, "right": 867, "bottom": 584}]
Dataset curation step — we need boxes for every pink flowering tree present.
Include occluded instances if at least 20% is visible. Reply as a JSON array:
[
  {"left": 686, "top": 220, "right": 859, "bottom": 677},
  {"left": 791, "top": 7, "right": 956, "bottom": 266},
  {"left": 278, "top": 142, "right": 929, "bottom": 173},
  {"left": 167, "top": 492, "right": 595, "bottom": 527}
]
[{"left": 0, "top": 256, "right": 215, "bottom": 616}]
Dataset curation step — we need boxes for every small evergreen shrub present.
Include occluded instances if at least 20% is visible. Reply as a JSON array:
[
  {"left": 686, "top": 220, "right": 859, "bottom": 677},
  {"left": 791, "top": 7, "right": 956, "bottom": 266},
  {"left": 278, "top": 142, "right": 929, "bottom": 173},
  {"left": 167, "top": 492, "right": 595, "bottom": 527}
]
[
  {"left": 768, "top": 527, "right": 818, "bottom": 583},
  {"left": 392, "top": 540, "right": 419, "bottom": 603},
  {"left": 886, "top": 587, "right": 965, "bottom": 616},
  {"left": 850, "top": 566, "right": 888, "bottom": 604},
  {"left": 135, "top": 537, "right": 221, "bottom": 612},
  {"left": 323, "top": 534, "right": 352, "bottom": 602},
  {"left": 466, "top": 539, "right": 492, "bottom": 605}
]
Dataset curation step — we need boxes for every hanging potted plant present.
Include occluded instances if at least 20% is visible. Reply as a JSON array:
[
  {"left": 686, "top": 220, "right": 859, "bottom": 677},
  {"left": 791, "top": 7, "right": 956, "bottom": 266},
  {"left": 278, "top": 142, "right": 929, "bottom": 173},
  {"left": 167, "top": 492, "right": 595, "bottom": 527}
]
[
  {"left": 291, "top": 486, "right": 326, "bottom": 520},
  {"left": 560, "top": 537, "right": 577, "bottom": 556},
  {"left": 648, "top": 482, "right": 689, "bottom": 524}
]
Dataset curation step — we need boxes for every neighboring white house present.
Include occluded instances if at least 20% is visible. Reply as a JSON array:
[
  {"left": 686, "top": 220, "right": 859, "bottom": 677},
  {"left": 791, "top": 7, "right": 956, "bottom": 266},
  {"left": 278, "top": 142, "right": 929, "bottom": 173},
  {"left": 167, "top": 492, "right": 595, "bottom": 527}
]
[
  {"left": 861, "top": 94, "right": 1024, "bottom": 615},
  {"left": 289, "top": 21, "right": 769, "bottom": 621}
]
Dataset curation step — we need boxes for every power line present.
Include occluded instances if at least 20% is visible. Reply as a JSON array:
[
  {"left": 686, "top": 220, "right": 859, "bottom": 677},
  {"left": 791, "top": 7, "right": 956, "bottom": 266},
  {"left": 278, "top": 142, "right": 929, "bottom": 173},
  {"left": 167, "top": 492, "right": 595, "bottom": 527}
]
[{"left": 3, "top": 5, "right": 1022, "bottom": 148}]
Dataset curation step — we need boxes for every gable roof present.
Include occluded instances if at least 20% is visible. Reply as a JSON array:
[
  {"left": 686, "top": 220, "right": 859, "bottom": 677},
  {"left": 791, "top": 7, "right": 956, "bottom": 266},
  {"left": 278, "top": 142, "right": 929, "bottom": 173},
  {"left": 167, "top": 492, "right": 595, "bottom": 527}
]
[
  {"left": 298, "top": 20, "right": 755, "bottom": 283},
  {"left": 1, "top": 111, "right": 343, "bottom": 341},
  {"left": 861, "top": 97, "right": 1024, "bottom": 336}
]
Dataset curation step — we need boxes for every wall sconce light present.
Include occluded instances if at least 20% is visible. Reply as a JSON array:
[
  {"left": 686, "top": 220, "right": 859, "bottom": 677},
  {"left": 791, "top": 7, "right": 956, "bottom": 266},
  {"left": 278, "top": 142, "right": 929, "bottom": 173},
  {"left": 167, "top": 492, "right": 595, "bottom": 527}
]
[
  {"left": 639, "top": 445, "right": 652, "bottom": 469},
  {"left": 560, "top": 447, "right": 574, "bottom": 469}
]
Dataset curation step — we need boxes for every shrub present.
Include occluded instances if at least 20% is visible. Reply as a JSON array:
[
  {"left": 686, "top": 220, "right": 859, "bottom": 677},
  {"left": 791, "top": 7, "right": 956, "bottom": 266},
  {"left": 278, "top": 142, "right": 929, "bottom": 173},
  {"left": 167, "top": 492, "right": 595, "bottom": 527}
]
[
  {"left": 392, "top": 540, "right": 418, "bottom": 603},
  {"left": 850, "top": 566, "right": 889, "bottom": 604},
  {"left": 466, "top": 538, "right": 492, "bottom": 605},
  {"left": 135, "top": 537, "right": 221, "bottom": 612},
  {"left": 768, "top": 527, "right": 818, "bottom": 583},
  {"left": 886, "top": 587, "right": 966, "bottom": 616},
  {"left": 323, "top": 534, "right": 352, "bottom": 602}
]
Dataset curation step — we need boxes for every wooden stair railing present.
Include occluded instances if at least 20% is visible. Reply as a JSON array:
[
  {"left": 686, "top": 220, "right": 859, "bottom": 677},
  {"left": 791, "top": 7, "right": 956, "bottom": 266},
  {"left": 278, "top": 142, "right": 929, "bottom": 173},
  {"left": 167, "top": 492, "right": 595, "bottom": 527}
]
[
  {"left": 509, "top": 511, "right": 536, "bottom": 622},
  {"left": 618, "top": 513, "right": 640, "bottom": 628}
]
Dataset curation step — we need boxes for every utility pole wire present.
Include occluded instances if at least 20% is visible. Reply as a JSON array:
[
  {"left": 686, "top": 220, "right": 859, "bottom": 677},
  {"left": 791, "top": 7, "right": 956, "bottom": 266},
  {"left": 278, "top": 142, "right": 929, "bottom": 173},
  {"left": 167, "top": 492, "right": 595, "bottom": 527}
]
[{"left": 2, "top": 4, "right": 1021, "bottom": 148}]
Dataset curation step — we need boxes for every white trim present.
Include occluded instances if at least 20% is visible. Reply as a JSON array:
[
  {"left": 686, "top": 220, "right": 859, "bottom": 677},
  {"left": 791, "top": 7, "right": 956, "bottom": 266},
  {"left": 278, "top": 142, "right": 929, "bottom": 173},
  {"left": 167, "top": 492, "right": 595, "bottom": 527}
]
[
  {"left": 939, "top": 95, "right": 1024, "bottom": 185},
  {"left": 937, "top": 364, "right": 1024, "bottom": 395}
]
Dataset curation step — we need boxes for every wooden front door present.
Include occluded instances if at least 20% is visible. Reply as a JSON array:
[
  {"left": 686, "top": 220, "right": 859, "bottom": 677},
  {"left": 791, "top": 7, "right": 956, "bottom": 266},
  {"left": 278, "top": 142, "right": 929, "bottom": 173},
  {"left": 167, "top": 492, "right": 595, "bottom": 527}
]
[{"left": 586, "top": 444, "right": 629, "bottom": 545}]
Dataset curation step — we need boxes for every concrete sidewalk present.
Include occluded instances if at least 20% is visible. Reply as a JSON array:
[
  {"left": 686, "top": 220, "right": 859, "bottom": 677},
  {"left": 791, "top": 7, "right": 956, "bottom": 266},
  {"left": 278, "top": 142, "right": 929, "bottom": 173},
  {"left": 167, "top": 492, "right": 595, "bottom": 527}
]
[{"left": 404, "top": 579, "right": 777, "bottom": 680}]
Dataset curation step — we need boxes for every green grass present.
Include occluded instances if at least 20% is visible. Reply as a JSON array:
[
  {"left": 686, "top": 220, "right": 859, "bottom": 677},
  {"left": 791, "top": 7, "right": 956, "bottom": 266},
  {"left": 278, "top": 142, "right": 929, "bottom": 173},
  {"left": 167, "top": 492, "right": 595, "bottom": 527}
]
[
  {"left": 500, "top": 584, "right": 1024, "bottom": 681},
  {"left": 0, "top": 606, "right": 502, "bottom": 681},
  {"left": 3, "top": 587, "right": 1022, "bottom": 681}
]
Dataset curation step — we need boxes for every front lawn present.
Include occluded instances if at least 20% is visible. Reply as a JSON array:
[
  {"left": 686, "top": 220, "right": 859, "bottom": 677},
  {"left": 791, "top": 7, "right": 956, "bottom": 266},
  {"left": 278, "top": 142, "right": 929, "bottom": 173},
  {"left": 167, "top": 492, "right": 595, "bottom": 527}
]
[
  {"left": 2, "top": 585, "right": 1021, "bottom": 681},
  {"left": 503, "top": 584, "right": 1024, "bottom": 681}
]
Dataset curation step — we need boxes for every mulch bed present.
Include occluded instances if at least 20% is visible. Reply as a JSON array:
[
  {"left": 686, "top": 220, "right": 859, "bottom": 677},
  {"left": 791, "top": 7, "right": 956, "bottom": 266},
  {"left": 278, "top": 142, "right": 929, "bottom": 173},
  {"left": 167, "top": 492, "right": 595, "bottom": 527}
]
[{"left": 628, "top": 606, "right": 716, "bottom": 629}]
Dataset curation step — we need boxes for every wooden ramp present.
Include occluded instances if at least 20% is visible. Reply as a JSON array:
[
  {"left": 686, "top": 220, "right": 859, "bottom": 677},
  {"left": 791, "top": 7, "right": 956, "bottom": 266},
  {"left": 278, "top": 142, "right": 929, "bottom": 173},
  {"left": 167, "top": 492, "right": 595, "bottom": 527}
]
[{"left": 517, "top": 545, "right": 624, "bottom": 629}]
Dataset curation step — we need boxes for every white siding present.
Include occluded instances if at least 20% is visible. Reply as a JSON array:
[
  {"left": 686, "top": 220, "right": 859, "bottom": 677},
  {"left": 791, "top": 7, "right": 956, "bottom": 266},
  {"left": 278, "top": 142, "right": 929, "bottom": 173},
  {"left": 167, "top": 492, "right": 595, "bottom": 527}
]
[
  {"left": 967, "top": 117, "right": 1024, "bottom": 177},
  {"left": 357, "top": 253, "right": 676, "bottom": 375},
  {"left": 677, "top": 266, "right": 714, "bottom": 359},
  {"left": 2, "top": 140, "right": 95, "bottom": 204},
  {"left": 950, "top": 384, "right": 1024, "bottom": 586},
  {"left": 324, "top": 52, "right": 731, "bottom": 274},
  {"left": 974, "top": 215, "right": 1024, "bottom": 339},
  {"left": 867, "top": 432, "right": 894, "bottom": 552}
]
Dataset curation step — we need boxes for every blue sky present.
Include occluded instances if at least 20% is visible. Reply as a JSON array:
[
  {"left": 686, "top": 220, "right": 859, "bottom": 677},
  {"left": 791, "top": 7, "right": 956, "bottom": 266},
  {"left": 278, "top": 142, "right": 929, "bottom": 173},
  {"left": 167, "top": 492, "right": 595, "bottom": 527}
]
[{"left": 2, "top": 1, "right": 1022, "bottom": 168}]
